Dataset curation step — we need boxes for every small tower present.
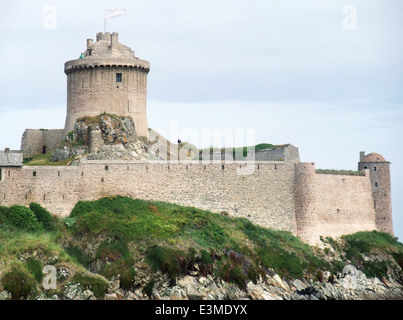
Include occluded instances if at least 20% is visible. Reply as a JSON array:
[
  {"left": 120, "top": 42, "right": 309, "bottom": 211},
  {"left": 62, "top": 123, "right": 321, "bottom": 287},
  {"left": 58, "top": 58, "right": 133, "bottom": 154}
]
[
  {"left": 64, "top": 32, "right": 150, "bottom": 137},
  {"left": 358, "top": 151, "right": 393, "bottom": 235}
]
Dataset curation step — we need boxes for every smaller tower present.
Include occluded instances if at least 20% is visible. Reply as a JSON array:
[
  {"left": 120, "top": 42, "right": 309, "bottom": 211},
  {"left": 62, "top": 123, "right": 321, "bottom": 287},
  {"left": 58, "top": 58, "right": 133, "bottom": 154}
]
[{"left": 358, "top": 151, "right": 393, "bottom": 235}]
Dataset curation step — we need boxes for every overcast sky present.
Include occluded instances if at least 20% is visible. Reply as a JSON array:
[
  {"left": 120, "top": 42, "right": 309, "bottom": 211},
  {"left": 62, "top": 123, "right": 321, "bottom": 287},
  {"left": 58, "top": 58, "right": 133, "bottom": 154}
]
[{"left": 0, "top": 0, "right": 402, "bottom": 240}]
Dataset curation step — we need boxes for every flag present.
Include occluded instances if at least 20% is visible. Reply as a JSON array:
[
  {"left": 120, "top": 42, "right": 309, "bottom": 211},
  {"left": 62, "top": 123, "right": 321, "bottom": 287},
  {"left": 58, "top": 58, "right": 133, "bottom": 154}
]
[{"left": 105, "top": 8, "right": 127, "bottom": 20}]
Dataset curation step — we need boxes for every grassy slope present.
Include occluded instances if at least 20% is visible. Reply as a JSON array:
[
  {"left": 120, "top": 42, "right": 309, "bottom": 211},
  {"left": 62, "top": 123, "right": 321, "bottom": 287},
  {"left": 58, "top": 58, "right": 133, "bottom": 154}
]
[{"left": 0, "top": 197, "right": 402, "bottom": 299}]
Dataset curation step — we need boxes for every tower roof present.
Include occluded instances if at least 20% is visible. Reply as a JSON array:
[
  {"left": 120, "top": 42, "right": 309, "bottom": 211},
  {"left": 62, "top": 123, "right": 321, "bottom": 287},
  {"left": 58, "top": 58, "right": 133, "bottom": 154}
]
[
  {"left": 64, "top": 32, "right": 150, "bottom": 74},
  {"left": 360, "top": 152, "right": 387, "bottom": 163}
]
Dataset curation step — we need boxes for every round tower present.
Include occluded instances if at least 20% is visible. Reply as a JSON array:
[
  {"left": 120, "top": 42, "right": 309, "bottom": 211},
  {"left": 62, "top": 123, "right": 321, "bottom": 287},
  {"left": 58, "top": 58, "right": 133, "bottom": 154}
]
[
  {"left": 358, "top": 151, "right": 393, "bottom": 235},
  {"left": 295, "top": 162, "right": 318, "bottom": 244},
  {"left": 64, "top": 32, "right": 150, "bottom": 137}
]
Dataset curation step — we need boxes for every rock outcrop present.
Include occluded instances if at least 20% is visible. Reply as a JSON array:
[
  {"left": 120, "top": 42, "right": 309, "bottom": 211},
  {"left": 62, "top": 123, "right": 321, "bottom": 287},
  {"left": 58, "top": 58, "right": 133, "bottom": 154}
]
[{"left": 52, "top": 114, "right": 152, "bottom": 162}]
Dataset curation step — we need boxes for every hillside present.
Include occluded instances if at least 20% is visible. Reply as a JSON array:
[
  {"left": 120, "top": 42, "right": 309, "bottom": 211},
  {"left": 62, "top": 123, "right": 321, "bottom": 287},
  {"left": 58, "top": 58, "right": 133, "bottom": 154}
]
[{"left": 0, "top": 197, "right": 402, "bottom": 300}]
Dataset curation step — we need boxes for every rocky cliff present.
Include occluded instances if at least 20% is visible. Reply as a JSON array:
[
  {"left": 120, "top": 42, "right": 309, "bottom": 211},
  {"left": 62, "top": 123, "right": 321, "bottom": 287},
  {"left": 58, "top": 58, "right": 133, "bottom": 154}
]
[{"left": 0, "top": 197, "right": 402, "bottom": 301}]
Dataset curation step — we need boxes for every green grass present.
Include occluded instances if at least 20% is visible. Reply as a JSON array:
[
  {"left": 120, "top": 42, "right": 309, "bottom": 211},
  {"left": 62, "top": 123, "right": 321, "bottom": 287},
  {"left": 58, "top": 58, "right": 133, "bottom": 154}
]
[
  {"left": 316, "top": 169, "right": 365, "bottom": 176},
  {"left": 23, "top": 152, "right": 76, "bottom": 166},
  {"left": 0, "top": 199, "right": 402, "bottom": 299},
  {"left": 341, "top": 231, "right": 403, "bottom": 279},
  {"left": 199, "top": 143, "right": 288, "bottom": 158},
  {"left": 68, "top": 196, "right": 330, "bottom": 281}
]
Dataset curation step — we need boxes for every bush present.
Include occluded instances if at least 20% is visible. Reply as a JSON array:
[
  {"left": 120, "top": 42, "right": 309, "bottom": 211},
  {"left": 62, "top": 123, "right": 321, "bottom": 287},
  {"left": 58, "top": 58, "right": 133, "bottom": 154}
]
[
  {"left": 96, "top": 238, "right": 129, "bottom": 262},
  {"left": 142, "top": 279, "right": 155, "bottom": 299},
  {"left": 146, "top": 246, "right": 182, "bottom": 283},
  {"left": 29, "top": 203, "right": 55, "bottom": 231},
  {"left": 25, "top": 258, "right": 43, "bottom": 283},
  {"left": 2, "top": 264, "right": 37, "bottom": 300},
  {"left": 65, "top": 245, "right": 93, "bottom": 268},
  {"left": 7, "top": 205, "right": 42, "bottom": 232},
  {"left": 218, "top": 262, "right": 248, "bottom": 291},
  {"left": 101, "top": 260, "right": 136, "bottom": 290},
  {"left": 71, "top": 273, "right": 108, "bottom": 299},
  {"left": 0, "top": 206, "right": 9, "bottom": 224}
]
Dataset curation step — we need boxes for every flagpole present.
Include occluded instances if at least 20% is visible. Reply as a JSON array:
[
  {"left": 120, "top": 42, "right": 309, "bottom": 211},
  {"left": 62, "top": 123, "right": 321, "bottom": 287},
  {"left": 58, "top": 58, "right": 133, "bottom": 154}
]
[{"left": 104, "top": 8, "right": 106, "bottom": 33}]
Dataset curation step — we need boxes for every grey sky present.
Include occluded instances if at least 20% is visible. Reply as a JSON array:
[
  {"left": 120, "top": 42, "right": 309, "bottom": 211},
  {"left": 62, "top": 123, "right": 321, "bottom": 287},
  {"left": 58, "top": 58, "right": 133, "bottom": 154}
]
[{"left": 0, "top": 0, "right": 402, "bottom": 240}]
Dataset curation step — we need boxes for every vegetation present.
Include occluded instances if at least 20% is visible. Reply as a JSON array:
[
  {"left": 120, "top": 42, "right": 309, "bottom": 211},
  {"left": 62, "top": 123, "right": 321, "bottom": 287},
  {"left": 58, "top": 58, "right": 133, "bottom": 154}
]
[
  {"left": 199, "top": 143, "right": 287, "bottom": 159},
  {"left": 0, "top": 198, "right": 402, "bottom": 300},
  {"left": 316, "top": 169, "right": 365, "bottom": 176},
  {"left": 23, "top": 152, "right": 76, "bottom": 166},
  {"left": 342, "top": 231, "right": 403, "bottom": 279}
]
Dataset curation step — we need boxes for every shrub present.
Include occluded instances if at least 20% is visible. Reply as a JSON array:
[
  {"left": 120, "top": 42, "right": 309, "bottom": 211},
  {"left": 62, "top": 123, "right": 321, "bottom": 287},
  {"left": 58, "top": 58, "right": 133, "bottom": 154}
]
[
  {"left": 29, "top": 203, "right": 55, "bottom": 231},
  {"left": 96, "top": 238, "right": 129, "bottom": 262},
  {"left": 0, "top": 206, "right": 10, "bottom": 224},
  {"left": 146, "top": 246, "right": 182, "bottom": 283},
  {"left": 142, "top": 279, "right": 155, "bottom": 299},
  {"left": 71, "top": 273, "right": 108, "bottom": 299},
  {"left": 65, "top": 245, "right": 93, "bottom": 268},
  {"left": 2, "top": 264, "right": 37, "bottom": 300},
  {"left": 25, "top": 258, "right": 43, "bottom": 283},
  {"left": 7, "top": 205, "right": 42, "bottom": 232},
  {"left": 218, "top": 262, "right": 248, "bottom": 291},
  {"left": 101, "top": 259, "right": 136, "bottom": 290}
]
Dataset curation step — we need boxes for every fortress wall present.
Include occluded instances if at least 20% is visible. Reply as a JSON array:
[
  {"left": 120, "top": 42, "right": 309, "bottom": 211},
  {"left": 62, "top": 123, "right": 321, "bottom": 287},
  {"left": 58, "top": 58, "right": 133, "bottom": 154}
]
[
  {"left": 21, "top": 129, "right": 44, "bottom": 158},
  {"left": 21, "top": 129, "right": 64, "bottom": 158},
  {"left": 295, "top": 164, "right": 376, "bottom": 243},
  {"left": 77, "top": 161, "right": 298, "bottom": 233},
  {"left": 0, "top": 161, "right": 297, "bottom": 234},
  {"left": 42, "top": 130, "right": 65, "bottom": 151},
  {"left": 0, "top": 166, "right": 81, "bottom": 216},
  {"left": 0, "top": 161, "right": 380, "bottom": 243},
  {"left": 313, "top": 172, "right": 376, "bottom": 240}
]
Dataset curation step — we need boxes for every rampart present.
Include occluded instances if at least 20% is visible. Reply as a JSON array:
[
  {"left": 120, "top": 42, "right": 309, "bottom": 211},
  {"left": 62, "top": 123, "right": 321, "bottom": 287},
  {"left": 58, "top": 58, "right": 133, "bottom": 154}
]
[
  {"left": 0, "top": 159, "right": 377, "bottom": 244},
  {"left": 21, "top": 129, "right": 65, "bottom": 158}
]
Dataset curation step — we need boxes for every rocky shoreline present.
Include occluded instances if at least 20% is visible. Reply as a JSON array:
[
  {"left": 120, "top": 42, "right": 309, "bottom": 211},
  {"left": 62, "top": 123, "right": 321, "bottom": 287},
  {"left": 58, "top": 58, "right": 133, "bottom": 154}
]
[{"left": 1, "top": 264, "right": 398, "bottom": 301}]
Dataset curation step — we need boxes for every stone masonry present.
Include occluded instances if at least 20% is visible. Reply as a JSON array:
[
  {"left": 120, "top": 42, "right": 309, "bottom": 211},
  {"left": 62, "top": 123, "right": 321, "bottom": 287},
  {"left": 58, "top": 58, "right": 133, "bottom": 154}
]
[
  {"left": 64, "top": 32, "right": 150, "bottom": 137},
  {"left": 0, "top": 152, "right": 389, "bottom": 244},
  {"left": 2, "top": 32, "right": 394, "bottom": 245}
]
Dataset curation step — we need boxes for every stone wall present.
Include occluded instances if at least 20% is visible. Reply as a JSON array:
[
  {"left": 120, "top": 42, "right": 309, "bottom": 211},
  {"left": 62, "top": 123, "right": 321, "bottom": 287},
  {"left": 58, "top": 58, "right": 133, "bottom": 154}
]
[
  {"left": 21, "top": 129, "right": 65, "bottom": 158},
  {"left": 255, "top": 145, "right": 300, "bottom": 163},
  {"left": 64, "top": 66, "right": 149, "bottom": 137},
  {"left": 295, "top": 162, "right": 376, "bottom": 243},
  {"left": 0, "top": 161, "right": 297, "bottom": 235},
  {"left": 0, "top": 160, "right": 379, "bottom": 244}
]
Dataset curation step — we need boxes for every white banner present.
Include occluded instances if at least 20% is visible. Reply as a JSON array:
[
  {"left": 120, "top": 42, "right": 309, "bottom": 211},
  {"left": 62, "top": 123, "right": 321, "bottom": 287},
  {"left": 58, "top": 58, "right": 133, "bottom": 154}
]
[{"left": 105, "top": 8, "right": 127, "bottom": 20}]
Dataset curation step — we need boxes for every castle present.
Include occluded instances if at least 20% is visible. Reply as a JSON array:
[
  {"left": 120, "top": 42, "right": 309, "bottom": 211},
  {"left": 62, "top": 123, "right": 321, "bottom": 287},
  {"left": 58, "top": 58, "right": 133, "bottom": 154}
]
[{"left": 0, "top": 33, "right": 394, "bottom": 244}]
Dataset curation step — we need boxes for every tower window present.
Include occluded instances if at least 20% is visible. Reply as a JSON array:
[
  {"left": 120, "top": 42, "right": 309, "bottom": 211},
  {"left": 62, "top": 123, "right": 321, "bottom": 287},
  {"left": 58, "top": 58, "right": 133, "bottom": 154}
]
[
  {"left": 0, "top": 169, "right": 2, "bottom": 181},
  {"left": 374, "top": 167, "right": 377, "bottom": 172},
  {"left": 375, "top": 182, "right": 378, "bottom": 187},
  {"left": 116, "top": 73, "right": 122, "bottom": 82}
]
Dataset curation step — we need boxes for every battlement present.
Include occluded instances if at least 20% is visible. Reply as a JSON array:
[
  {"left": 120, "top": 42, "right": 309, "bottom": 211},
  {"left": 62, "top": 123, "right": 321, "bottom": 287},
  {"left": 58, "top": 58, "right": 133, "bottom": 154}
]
[{"left": 65, "top": 32, "right": 149, "bottom": 74}]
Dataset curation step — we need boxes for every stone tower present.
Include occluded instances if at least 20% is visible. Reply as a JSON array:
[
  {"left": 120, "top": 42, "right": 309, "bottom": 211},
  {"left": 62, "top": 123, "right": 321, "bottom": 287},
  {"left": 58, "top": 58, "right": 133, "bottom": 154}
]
[
  {"left": 358, "top": 151, "right": 393, "bottom": 235},
  {"left": 64, "top": 32, "right": 150, "bottom": 137}
]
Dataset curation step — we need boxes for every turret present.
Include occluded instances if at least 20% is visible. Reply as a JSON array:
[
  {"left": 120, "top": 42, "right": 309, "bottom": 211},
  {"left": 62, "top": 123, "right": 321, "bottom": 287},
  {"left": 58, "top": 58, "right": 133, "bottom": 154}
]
[{"left": 358, "top": 151, "right": 393, "bottom": 235}]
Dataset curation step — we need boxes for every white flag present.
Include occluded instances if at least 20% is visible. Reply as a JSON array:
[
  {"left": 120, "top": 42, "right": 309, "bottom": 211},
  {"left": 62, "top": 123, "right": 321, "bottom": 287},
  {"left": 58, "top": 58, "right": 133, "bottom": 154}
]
[{"left": 105, "top": 8, "right": 127, "bottom": 20}]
